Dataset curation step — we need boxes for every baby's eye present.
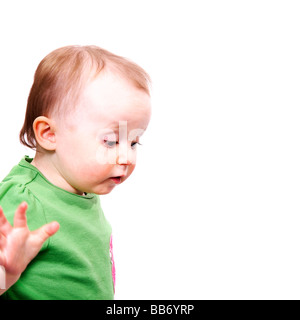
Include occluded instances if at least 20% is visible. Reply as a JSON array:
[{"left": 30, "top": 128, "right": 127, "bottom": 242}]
[
  {"left": 131, "top": 141, "right": 141, "bottom": 149},
  {"left": 104, "top": 138, "right": 118, "bottom": 148}
]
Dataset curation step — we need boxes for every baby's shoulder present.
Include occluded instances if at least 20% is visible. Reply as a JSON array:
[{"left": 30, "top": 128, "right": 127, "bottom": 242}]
[
  {"left": 0, "top": 165, "right": 41, "bottom": 225},
  {"left": 1, "top": 161, "right": 38, "bottom": 187}
]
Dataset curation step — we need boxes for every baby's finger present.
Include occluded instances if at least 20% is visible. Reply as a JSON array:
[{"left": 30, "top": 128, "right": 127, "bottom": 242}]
[
  {"left": 13, "top": 202, "right": 28, "bottom": 229},
  {"left": 0, "top": 233, "right": 5, "bottom": 249},
  {"left": 32, "top": 221, "right": 60, "bottom": 244},
  {"left": 0, "top": 206, "right": 12, "bottom": 236},
  {"left": 0, "top": 251, "right": 5, "bottom": 268}
]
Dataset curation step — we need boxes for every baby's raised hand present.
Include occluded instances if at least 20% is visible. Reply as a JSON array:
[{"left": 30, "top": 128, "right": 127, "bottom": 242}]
[{"left": 0, "top": 202, "right": 59, "bottom": 292}]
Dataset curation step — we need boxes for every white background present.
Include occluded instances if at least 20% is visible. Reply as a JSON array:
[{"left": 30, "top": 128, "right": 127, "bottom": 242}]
[{"left": 0, "top": 0, "right": 300, "bottom": 299}]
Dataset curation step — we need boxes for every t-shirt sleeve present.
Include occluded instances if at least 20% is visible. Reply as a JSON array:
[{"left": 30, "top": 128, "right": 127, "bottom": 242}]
[{"left": 0, "top": 182, "right": 50, "bottom": 250}]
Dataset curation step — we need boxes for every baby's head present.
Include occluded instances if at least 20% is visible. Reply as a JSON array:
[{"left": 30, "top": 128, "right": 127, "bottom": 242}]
[{"left": 20, "top": 45, "right": 152, "bottom": 195}]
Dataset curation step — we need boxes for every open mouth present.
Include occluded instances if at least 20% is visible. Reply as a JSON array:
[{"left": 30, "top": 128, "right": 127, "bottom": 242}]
[{"left": 110, "top": 176, "right": 122, "bottom": 184}]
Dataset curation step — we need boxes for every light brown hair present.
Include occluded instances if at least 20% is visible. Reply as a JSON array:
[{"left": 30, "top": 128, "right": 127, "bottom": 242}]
[{"left": 19, "top": 45, "right": 151, "bottom": 149}]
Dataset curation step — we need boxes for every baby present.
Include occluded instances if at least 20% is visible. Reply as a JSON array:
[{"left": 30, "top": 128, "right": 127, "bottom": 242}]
[{"left": 0, "top": 45, "right": 151, "bottom": 299}]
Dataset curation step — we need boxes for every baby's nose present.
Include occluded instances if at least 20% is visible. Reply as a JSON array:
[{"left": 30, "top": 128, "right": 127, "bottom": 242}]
[{"left": 116, "top": 145, "right": 135, "bottom": 165}]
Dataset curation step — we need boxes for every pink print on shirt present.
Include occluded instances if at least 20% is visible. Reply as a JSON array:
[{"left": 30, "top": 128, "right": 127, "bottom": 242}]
[{"left": 110, "top": 235, "right": 116, "bottom": 293}]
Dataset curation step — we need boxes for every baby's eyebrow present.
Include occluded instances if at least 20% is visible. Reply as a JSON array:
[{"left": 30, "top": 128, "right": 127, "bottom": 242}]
[
  {"left": 99, "top": 128, "right": 119, "bottom": 140},
  {"left": 101, "top": 121, "right": 120, "bottom": 131},
  {"left": 110, "top": 125, "right": 120, "bottom": 131},
  {"left": 99, "top": 123, "right": 119, "bottom": 131}
]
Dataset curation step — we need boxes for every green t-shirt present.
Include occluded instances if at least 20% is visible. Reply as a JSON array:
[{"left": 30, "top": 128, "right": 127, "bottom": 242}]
[{"left": 0, "top": 156, "right": 114, "bottom": 300}]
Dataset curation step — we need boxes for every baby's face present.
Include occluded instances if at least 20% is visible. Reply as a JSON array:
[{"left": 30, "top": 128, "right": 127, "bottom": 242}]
[{"left": 53, "top": 70, "right": 151, "bottom": 195}]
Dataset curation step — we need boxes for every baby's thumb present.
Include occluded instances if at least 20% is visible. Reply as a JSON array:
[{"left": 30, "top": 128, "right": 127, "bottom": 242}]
[
  {"left": 33, "top": 221, "right": 60, "bottom": 244},
  {"left": 0, "top": 251, "right": 5, "bottom": 268}
]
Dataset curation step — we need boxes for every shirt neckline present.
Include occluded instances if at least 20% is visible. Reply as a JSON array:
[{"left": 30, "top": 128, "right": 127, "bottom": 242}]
[{"left": 19, "top": 155, "right": 95, "bottom": 200}]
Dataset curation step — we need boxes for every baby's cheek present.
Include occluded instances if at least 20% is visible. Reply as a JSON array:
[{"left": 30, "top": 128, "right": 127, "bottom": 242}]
[
  {"left": 99, "top": 164, "right": 115, "bottom": 177},
  {"left": 126, "top": 164, "right": 136, "bottom": 179},
  {"left": 84, "top": 162, "right": 113, "bottom": 180},
  {"left": 96, "top": 145, "right": 118, "bottom": 165}
]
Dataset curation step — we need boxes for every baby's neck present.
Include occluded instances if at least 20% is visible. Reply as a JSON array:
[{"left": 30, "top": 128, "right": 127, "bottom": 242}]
[{"left": 31, "top": 154, "right": 85, "bottom": 196}]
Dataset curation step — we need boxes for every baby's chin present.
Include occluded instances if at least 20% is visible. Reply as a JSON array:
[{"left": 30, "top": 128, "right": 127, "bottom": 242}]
[
  {"left": 83, "top": 184, "right": 118, "bottom": 196},
  {"left": 94, "top": 188, "right": 116, "bottom": 195},
  {"left": 78, "top": 174, "right": 132, "bottom": 195}
]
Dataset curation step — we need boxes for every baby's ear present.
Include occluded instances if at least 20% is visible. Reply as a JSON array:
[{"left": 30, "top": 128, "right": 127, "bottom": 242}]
[{"left": 33, "top": 116, "right": 56, "bottom": 151}]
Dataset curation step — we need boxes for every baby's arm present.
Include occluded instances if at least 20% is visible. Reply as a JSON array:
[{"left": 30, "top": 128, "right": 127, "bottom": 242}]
[{"left": 0, "top": 202, "right": 59, "bottom": 295}]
